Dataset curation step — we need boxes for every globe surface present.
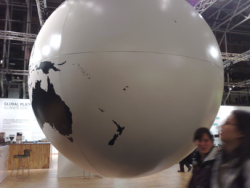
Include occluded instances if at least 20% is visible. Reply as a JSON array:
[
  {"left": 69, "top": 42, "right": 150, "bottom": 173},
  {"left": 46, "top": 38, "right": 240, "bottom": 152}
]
[{"left": 28, "top": 0, "right": 223, "bottom": 178}]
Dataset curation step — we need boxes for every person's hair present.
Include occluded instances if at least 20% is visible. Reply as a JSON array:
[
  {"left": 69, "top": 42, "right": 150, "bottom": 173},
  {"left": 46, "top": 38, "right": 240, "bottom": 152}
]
[
  {"left": 193, "top": 127, "right": 213, "bottom": 142},
  {"left": 230, "top": 110, "right": 250, "bottom": 166}
]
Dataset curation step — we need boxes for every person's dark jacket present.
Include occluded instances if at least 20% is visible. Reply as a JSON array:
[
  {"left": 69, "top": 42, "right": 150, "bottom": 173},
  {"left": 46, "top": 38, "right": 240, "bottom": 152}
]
[
  {"left": 188, "top": 146, "right": 218, "bottom": 188},
  {"left": 210, "top": 149, "right": 250, "bottom": 188},
  {"left": 186, "top": 149, "right": 196, "bottom": 164}
]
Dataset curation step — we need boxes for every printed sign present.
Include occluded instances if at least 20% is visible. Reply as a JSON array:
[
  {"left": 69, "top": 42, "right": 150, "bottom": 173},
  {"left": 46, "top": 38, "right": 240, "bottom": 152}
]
[{"left": 0, "top": 99, "right": 45, "bottom": 141}]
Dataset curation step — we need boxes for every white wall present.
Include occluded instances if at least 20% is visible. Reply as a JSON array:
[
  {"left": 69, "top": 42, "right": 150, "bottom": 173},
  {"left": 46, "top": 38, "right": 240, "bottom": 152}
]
[{"left": 210, "top": 105, "right": 250, "bottom": 146}]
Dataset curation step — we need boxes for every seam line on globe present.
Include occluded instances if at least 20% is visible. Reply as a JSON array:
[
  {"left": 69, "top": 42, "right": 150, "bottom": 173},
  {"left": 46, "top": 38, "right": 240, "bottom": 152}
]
[
  {"left": 55, "top": 0, "right": 105, "bottom": 177},
  {"left": 31, "top": 51, "right": 223, "bottom": 70},
  {"left": 74, "top": 138, "right": 105, "bottom": 176},
  {"left": 65, "top": 51, "right": 223, "bottom": 69}
]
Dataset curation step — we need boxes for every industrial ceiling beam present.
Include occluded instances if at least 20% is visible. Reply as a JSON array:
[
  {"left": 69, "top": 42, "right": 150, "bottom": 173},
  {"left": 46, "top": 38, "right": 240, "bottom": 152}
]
[
  {"left": 208, "top": 0, "right": 233, "bottom": 19},
  {"left": 218, "top": 0, "right": 242, "bottom": 47},
  {"left": 0, "top": 30, "right": 36, "bottom": 42},
  {"left": 213, "top": 2, "right": 250, "bottom": 30},
  {"left": 35, "top": 0, "right": 47, "bottom": 26},
  {"left": 0, "top": 69, "right": 29, "bottom": 75},
  {"left": 221, "top": 52, "right": 241, "bottom": 61},
  {"left": 226, "top": 14, "right": 250, "bottom": 32},
  {"left": 219, "top": 0, "right": 250, "bottom": 22},
  {"left": 215, "top": 30, "right": 250, "bottom": 36},
  {"left": 194, "top": 0, "right": 218, "bottom": 14},
  {"left": 224, "top": 79, "right": 250, "bottom": 87},
  {"left": 223, "top": 50, "right": 250, "bottom": 67}
]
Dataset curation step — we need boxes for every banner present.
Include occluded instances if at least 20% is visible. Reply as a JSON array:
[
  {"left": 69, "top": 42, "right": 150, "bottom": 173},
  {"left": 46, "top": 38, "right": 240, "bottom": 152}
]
[{"left": 0, "top": 99, "right": 45, "bottom": 141}]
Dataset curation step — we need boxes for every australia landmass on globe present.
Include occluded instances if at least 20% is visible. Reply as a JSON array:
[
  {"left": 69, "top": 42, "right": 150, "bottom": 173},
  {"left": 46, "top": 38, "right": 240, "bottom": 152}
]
[{"left": 31, "top": 61, "right": 74, "bottom": 142}]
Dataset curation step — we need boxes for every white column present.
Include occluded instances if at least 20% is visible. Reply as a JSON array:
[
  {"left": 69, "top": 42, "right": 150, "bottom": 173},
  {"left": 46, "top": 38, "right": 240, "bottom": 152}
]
[{"left": 0, "top": 145, "right": 9, "bottom": 183}]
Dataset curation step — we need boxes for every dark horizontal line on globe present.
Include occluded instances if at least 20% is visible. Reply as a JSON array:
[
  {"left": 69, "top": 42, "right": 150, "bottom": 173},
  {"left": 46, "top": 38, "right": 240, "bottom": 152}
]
[
  {"left": 64, "top": 51, "right": 223, "bottom": 68},
  {"left": 30, "top": 51, "right": 223, "bottom": 70}
]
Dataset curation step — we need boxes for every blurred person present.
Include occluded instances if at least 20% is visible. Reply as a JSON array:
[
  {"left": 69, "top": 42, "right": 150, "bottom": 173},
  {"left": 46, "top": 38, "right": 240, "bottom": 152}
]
[
  {"left": 178, "top": 152, "right": 193, "bottom": 172},
  {"left": 211, "top": 110, "right": 250, "bottom": 188},
  {"left": 188, "top": 127, "right": 217, "bottom": 188}
]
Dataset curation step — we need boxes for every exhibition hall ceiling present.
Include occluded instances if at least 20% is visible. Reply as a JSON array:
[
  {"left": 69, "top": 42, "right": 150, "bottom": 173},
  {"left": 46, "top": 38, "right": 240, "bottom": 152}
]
[{"left": 0, "top": 0, "right": 250, "bottom": 104}]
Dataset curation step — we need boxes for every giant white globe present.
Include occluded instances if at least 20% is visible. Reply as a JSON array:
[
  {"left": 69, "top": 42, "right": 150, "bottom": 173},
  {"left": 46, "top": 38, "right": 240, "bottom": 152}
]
[{"left": 28, "top": 0, "right": 223, "bottom": 178}]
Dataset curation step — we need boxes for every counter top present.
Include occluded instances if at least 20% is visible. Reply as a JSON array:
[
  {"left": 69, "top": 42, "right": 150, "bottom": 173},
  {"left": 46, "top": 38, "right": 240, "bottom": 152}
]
[
  {"left": 1, "top": 142, "right": 51, "bottom": 146},
  {"left": 0, "top": 145, "right": 9, "bottom": 147}
]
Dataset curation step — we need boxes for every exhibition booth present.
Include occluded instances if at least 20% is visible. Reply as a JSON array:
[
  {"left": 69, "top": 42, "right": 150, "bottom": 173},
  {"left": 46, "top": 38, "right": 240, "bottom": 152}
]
[
  {"left": 1, "top": 98, "right": 250, "bottom": 182},
  {"left": 0, "top": 99, "right": 54, "bottom": 183}
]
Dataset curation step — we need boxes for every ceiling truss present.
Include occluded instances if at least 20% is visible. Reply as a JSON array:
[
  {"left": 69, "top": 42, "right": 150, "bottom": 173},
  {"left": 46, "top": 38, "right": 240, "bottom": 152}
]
[
  {"left": 223, "top": 50, "right": 250, "bottom": 68},
  {"left": 194, "top": 0, "right": 218, "bottom": 14},
  {"left": 0, "top": 69, "right": 29, "bottom": 76},
  {"left": 35, "top": 0, "right": 47, "bottom": 26},
  {"left": 0, "top": 30, "right": 36, "bottom": 42}
]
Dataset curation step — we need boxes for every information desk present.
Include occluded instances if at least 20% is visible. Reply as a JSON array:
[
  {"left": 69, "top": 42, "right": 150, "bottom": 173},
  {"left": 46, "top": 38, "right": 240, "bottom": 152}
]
[
  {"left": 6, "top": 142, "right": 51, "bottom": 170},
  {"left": 0, "top": 145, "right": 9, "bottom": 183}
]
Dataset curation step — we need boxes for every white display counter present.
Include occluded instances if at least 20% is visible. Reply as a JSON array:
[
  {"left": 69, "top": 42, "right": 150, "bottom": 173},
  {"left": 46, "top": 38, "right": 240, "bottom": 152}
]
[{"left": 0, "top": 145, "right": 9, "bottom": 184}]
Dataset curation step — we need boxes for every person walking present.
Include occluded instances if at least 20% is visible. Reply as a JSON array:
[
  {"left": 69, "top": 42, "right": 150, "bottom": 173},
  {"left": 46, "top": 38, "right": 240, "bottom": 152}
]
[
  {"left": 178, "top": 154, "right": 192, "bottom": 172},
  {"left": 211, "top": 110, "right": 250, "bottom": 188}
]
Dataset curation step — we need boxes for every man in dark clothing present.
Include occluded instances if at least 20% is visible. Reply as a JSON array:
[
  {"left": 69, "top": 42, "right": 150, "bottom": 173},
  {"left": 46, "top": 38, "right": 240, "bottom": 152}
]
[{"left": 178, "top": 151, "right": 194, "bottom": 172}]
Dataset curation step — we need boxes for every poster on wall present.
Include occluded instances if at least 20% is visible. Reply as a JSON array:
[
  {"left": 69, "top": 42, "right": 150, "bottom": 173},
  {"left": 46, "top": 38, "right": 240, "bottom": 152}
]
[{"left": 0, "top": 99, "right": 45, "bottom": 141}]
